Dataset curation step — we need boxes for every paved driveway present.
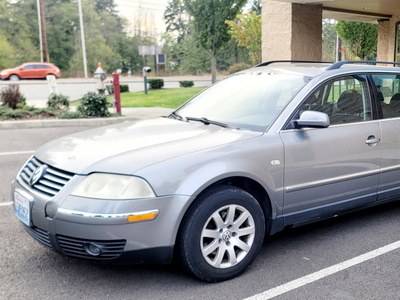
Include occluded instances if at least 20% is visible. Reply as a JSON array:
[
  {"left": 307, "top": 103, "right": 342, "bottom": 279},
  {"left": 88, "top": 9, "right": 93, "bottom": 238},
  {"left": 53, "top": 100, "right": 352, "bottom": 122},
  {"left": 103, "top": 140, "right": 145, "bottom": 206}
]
[{"left": 1, "top": 125, "right": 400, "bottom": 299}]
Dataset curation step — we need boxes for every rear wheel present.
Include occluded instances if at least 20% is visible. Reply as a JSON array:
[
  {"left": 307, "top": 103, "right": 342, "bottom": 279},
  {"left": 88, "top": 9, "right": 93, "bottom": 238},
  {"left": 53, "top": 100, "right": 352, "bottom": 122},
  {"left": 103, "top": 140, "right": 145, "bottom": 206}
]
[
  {"left": 9, "top": 74, "right": 19, "bottom": 81},
  {"left": 178, "top": 186, "right": 265, "bottom": 282}
]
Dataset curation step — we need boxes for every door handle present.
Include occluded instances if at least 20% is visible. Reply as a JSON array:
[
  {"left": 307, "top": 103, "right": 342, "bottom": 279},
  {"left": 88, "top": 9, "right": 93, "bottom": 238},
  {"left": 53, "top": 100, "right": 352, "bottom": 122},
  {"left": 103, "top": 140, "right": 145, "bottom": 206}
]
[{"left": 365, "top": 136, "right": 380, "bottom": 145}]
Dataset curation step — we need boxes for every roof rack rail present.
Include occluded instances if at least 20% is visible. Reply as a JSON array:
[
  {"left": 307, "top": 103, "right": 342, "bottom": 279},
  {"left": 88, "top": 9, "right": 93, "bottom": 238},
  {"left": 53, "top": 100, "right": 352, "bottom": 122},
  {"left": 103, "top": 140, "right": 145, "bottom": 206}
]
[
  {"left": 326, "top": 60, "right": 400, "bottom": 70},
  {"left": 254, "top": 60, "right": 332, "bottom": 68}
]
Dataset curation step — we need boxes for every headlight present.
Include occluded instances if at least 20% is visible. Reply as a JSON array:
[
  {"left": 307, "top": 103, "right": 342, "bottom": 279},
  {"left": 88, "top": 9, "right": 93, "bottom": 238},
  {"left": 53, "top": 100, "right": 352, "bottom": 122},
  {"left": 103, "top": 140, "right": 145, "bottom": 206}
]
[
  {"left": 0, "top": 71, "right": 7, "bottom": 76},
  {"left": 71, "top": 174, "right": 156, "bottom": 199}
]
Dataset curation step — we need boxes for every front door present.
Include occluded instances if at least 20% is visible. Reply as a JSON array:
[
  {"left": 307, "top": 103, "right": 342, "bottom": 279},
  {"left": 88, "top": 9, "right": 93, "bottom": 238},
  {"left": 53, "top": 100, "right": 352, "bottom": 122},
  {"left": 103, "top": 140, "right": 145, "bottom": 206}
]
[{"left": 280, "top": 75, "right": 381, "bottom": 225}]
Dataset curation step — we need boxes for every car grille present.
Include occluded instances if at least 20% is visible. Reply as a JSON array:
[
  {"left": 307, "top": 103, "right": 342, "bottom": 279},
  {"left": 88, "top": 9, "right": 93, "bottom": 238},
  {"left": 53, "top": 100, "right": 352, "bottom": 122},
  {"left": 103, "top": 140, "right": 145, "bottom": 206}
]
[
  {"left": 18, "top": 156, "right": 75, "bottom": 199},
  {"left": 57, "top": 235, "right": 126, "bottom": 260},
  {"left": 23, "top": 225, "right": 52, "bottom": 249}
]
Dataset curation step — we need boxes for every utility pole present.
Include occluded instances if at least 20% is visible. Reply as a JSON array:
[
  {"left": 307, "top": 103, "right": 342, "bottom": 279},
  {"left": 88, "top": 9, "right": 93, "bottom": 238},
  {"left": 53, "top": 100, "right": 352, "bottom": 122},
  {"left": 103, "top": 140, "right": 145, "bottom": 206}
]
[
  {"left": 78, "top": 0, "right": 88, "bottom": 78},
  {"left": 36, "top": 0, "right": 43, "bottom": 62},
  {"left": 38, "top": 0, "right": 48, "bottom": 62}
]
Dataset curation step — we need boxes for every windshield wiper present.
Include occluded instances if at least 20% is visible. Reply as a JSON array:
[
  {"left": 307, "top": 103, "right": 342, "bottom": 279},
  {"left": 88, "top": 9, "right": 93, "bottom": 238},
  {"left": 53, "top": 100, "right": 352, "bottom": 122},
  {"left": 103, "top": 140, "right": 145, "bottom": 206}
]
[
  {"left": 169, "top": 111, "right": 183, "bottom": 120},
  {"left": 186, "top": 116, "right": 231, "bottom": 128}
]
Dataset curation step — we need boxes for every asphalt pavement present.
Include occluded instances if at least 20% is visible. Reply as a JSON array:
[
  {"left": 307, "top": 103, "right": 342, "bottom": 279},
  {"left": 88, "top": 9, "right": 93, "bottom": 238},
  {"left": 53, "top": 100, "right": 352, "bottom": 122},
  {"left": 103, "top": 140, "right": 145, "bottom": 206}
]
[{"left": 2, "top": 125, "right": 400, "bottom": 299}]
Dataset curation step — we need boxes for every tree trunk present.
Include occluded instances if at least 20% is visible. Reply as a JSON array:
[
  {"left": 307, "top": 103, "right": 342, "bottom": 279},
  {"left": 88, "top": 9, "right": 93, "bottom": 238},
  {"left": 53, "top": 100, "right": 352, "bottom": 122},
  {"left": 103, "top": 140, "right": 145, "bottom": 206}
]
[{"left": 211, "top": 49, "right": 217, "bottom": 84}]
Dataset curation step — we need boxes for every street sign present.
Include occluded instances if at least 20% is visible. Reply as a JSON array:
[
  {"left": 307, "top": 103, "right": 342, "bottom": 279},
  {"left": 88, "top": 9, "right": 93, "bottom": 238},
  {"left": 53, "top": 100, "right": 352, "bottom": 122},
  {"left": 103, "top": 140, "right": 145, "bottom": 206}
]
[{"left": 139, "top": 45, "right": 162, "bottom": 56}]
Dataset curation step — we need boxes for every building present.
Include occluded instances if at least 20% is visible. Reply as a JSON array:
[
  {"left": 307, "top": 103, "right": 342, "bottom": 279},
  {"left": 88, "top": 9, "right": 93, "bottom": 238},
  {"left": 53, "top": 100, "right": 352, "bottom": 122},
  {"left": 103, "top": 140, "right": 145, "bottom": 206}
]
[{"left": 262, "top": 0, "right": 400, "bottom": 62}]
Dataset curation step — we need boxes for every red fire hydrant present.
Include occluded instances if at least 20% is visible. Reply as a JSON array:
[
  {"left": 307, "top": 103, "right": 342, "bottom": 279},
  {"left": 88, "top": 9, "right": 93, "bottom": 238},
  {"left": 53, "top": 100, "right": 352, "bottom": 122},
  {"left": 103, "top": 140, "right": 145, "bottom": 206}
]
[{"left": 112, "top": 71, "right": 121, "bottom": 114}]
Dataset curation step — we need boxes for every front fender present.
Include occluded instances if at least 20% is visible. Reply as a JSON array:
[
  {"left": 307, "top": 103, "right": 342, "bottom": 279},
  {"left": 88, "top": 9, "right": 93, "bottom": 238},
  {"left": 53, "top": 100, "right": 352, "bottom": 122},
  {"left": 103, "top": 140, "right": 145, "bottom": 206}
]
[{"left": 135, "top": 135, "right": 285, "bottom": 220}]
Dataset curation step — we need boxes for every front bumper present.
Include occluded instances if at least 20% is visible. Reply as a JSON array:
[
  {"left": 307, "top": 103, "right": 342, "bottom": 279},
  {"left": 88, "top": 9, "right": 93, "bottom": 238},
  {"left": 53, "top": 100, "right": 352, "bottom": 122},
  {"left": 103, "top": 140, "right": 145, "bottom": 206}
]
[{"left": 12, "top": 179, "right": 191, "bottom": 264}]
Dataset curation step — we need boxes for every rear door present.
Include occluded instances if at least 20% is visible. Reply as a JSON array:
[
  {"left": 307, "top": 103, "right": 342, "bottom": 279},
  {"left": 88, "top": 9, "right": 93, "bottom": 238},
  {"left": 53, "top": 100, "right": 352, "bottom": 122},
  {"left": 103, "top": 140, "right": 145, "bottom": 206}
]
[
  {"left": 280, "top": 74, "right": 381, "bottom": 225},
  {"left": 370, "top": 73, "right": 400, "bottom": 201},
  {"left": 34, "top": 64, "right": 52, "bottom": 78}
]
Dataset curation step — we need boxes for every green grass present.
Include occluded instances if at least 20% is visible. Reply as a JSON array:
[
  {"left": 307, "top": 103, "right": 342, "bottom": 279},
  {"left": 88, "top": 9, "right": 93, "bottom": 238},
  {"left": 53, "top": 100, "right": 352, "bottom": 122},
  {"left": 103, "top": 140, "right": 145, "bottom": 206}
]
[{"left": 71, "top": 87, "right": 205, "bottom": 109}]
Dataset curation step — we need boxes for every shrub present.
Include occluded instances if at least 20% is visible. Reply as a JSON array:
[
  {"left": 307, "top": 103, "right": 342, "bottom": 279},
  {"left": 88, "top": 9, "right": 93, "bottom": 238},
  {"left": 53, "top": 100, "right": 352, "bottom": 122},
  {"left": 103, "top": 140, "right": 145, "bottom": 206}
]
[
  {"left": 77, "top": 92, "right": 110, "bottom": 117},
  {"left": 148, "top": 79, "right": 164, "bottom": 89},
  {"left": 0, "top": 106, "right": 58, "bottom": 119},
  {"left": 120, "top": 84, "right": 129, "bottom": 93},
  {"left": 0, "top": 84, "right": 24, "bottom": 109},
  {"left": 59, "top": 111, "right": 86, "bottom": 119},
  {"left": 106, "top": 84, "right": 130, "bottom": 94},
  {"left": 47, "top": 93, "right": 70, "bottom": 111},
  {"left": 179, "top": 81, "right": 194, "bottom": 88},
  {"left": 227, "top": 63, "right": 252, "bottom": 74}
]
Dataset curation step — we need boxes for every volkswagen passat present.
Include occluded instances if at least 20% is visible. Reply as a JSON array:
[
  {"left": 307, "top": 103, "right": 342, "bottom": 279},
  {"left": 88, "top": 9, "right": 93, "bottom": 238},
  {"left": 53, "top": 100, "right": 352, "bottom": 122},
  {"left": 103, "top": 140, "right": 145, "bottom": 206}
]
[{"left": 12, "top": 61, "right": 400, "bottom": 282}]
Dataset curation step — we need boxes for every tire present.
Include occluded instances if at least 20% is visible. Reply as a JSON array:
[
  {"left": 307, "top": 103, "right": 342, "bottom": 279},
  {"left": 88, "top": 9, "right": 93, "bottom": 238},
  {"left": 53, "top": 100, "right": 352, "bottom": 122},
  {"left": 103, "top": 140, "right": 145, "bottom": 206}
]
[
  {"left": 9, "top": 74, "right": 19, "bottom": 81},
  {"left": 177, "top": 186, "right": 265, "bottom": 282}
]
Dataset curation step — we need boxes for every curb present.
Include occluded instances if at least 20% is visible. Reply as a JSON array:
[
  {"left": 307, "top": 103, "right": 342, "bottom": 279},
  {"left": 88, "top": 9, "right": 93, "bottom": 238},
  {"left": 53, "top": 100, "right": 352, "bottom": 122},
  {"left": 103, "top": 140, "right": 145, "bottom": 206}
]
[{"left": 0, "top": 116, "right": 137, "bottom": 130}]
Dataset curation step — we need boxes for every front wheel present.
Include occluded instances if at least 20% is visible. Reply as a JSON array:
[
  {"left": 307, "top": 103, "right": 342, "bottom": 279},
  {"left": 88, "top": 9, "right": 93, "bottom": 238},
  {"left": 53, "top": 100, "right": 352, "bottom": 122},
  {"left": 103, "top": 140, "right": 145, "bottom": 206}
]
[
  {"left": 9, "top": 74, "right": 19, "bottom": 81},
  {"left": 177, "top": 186, "right": 265, "bottom": 282}
]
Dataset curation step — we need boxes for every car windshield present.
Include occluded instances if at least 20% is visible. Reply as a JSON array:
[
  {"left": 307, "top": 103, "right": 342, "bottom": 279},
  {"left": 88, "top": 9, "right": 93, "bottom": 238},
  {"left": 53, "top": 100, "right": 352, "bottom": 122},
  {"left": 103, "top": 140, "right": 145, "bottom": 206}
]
[{"left": 176, "top": 72, "right": 308, "bottom": 131}]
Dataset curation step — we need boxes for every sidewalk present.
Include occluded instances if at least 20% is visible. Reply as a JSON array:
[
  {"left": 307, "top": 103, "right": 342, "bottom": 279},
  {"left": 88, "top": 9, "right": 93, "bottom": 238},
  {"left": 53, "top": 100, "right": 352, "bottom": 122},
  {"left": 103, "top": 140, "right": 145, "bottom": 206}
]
[{"left": 0, "top": 107, "right": 174, "bottom": 130}]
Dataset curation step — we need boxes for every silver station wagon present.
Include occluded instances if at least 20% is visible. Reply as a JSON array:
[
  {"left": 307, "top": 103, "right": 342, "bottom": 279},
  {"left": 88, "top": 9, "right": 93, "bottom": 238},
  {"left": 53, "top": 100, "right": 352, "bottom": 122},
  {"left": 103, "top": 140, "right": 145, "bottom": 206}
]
[{"left": 12, "top": 61, "right": 400, "bottom": 282}]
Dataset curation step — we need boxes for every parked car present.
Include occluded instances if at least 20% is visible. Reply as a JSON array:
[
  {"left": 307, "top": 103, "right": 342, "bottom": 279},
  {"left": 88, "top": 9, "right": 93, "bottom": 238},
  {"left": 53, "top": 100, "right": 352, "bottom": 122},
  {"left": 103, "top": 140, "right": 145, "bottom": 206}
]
[
  {"left": 12, "top": 60, "right": 400, "bottom": 282},
  {"left": 0, "top": 62, "right": 61, "bottom": 80}
]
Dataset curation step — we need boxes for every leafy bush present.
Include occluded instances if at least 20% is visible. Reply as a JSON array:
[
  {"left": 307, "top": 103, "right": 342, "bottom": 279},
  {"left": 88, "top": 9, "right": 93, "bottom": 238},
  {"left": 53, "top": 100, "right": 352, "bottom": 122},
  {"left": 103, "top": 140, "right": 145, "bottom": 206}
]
[
  {"left": 47, "top": 93, "right": 70, "bottom": 111},
  {"left": 0, "top": 105, "right": 58, "bottom": 120},
  {"left": 0, "top": 84, "right": 25, "bottom": 109},
  {"left": 107, "top": 84, "right": 130, "bottom": 94},
  {"left": 148, "top": 79, "right": 164, "bottom": 89},
  {"left": 120, "top": 84, "right": 129, "bottom": 93},
  {"left": 59, "top": 111, "right": 86, "bottom": 119},
  {"left": 77, "top": 92, "right": 110, "bottom": 117},
  {"left": 227, "top": 63, "right": 252, "bottom": 74},
  {"left": 179, "top": 81, "right": 194, "bottom": 88}
]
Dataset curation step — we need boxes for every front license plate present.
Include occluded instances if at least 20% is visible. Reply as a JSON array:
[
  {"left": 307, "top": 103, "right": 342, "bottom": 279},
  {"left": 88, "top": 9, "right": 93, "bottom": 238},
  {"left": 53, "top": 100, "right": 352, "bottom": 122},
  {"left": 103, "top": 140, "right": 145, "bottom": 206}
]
[{"left": 14, "top": 191, "right": 32, "bottom": 226}]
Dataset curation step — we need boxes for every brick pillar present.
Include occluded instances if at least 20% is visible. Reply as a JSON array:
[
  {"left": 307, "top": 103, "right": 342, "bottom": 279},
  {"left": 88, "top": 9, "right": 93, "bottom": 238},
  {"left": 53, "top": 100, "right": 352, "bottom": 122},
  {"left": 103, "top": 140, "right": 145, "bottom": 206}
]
[
  {"left": 262, "top": 0, "right": 323, "bottom": 62},
  {"left": 377, "top": 19, "right": 391, "bottom": 62}
]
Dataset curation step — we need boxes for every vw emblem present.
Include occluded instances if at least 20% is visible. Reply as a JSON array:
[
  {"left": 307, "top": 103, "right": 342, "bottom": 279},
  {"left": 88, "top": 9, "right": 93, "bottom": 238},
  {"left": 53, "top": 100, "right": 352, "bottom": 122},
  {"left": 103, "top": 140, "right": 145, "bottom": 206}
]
[
  {"left": 30, "top": 165, "right": 47, "bottom": 186},
  {"left": 221, "top": 230, "right": 232, "bottom": 242}
]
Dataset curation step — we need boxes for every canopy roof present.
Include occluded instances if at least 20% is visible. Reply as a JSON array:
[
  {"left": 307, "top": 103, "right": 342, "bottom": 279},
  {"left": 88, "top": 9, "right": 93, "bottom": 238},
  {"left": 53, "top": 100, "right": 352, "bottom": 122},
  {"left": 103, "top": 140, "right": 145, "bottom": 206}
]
[{"left": 275, "top": 0, "right": 400, "bottom": 23}]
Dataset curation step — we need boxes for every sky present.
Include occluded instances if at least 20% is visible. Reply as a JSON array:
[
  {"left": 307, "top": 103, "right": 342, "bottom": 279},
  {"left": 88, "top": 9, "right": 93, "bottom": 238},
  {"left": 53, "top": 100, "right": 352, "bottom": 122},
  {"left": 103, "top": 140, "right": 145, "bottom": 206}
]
[
  {"left": 114, "top": 0, "right": 170, "bottom": 40},
  {"left": 114, "top": 0, "right": 253, "bottom": 42}
]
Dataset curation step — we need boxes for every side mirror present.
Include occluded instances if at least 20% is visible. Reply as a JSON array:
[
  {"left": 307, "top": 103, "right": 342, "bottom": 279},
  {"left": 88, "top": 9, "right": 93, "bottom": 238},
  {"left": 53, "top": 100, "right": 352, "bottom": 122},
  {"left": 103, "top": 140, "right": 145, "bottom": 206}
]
[{"left": 295, "top": 111, "right": 330, "bottom": 128}]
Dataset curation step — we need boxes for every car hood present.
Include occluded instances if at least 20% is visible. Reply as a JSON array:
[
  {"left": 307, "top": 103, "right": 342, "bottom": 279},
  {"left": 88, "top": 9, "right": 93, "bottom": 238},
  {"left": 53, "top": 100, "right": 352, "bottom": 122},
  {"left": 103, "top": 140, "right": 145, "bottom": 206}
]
[
  {"left": 35, "top": 118, "right": 262, "bottom": 175},
  {"left": 0, "top": 68, "right": 15, "bottom": 73}
]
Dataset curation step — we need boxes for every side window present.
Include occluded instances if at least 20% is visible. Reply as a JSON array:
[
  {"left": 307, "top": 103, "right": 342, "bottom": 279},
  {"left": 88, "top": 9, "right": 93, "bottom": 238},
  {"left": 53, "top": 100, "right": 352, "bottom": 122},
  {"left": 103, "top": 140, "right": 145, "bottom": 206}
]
[
  {"left": 371, "top": 74, "right": 400, "bottom": 119},
  {"left": 300, "top": 75, "right": 371, "bottom": 125},
  {"left": 23, "top": 65, "right": 35, "bottom": 70},
  {"left": 35, "top": 65, "right": 51, "bottom": 69}
]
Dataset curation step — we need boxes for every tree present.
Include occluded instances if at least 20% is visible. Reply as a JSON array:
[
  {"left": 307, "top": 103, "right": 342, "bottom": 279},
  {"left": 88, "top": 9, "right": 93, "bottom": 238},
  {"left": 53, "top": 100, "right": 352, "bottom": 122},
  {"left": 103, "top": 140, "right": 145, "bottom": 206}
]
[
  {"left": 335, "top": 21, "right": 378, "bottom": 60},
  {"left": 0, "top": 33, "right": 16, "bottom": 69},
  {"left": 322, "top": 19, "right": 337, "bottom": 62},
  {"left": 183, "top": 0, "right": 247, "bottom": 83},
  {"left": 164, "top": 0, "right": 189, "bottom": 43},
  {"left": 94, "top": 0, "right": 117, "bottom": 14},
  {"left": 226, "top": 11, "right": 261, "bottom": 64},
  {"left": 0, "top": 0, "right": 39, "bottom": 66},
  {"left": 179, "top": 34, "right": 211, "bottom": 74},
  {"left": 251, "top": 0, "right": 261, "bottom": 15}
]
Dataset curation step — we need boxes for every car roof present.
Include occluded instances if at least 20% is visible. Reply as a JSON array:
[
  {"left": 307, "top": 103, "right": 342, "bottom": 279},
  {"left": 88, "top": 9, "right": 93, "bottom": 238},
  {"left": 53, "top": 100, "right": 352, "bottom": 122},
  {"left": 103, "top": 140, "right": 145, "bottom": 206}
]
[
  {"left": 242, "top": 60, "right": 400, "bottom": 78},
  {"left": 22, "top": 62, "right": 55, "bottom": 66}
]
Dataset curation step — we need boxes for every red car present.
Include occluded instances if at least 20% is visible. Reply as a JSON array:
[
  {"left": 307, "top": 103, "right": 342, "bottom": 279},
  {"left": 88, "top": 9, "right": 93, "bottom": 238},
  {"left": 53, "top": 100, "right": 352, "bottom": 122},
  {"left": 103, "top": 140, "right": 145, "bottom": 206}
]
[{"left": 0, "top": 63, "right": 61, "bottom": 81}]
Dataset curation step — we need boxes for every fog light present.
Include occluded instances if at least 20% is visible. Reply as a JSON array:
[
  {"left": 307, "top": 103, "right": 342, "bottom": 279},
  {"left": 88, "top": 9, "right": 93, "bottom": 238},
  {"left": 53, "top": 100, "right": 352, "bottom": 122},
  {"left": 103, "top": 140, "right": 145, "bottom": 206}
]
[{"left": 83, "top": 243, "right": 102, "bottom": 256}]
